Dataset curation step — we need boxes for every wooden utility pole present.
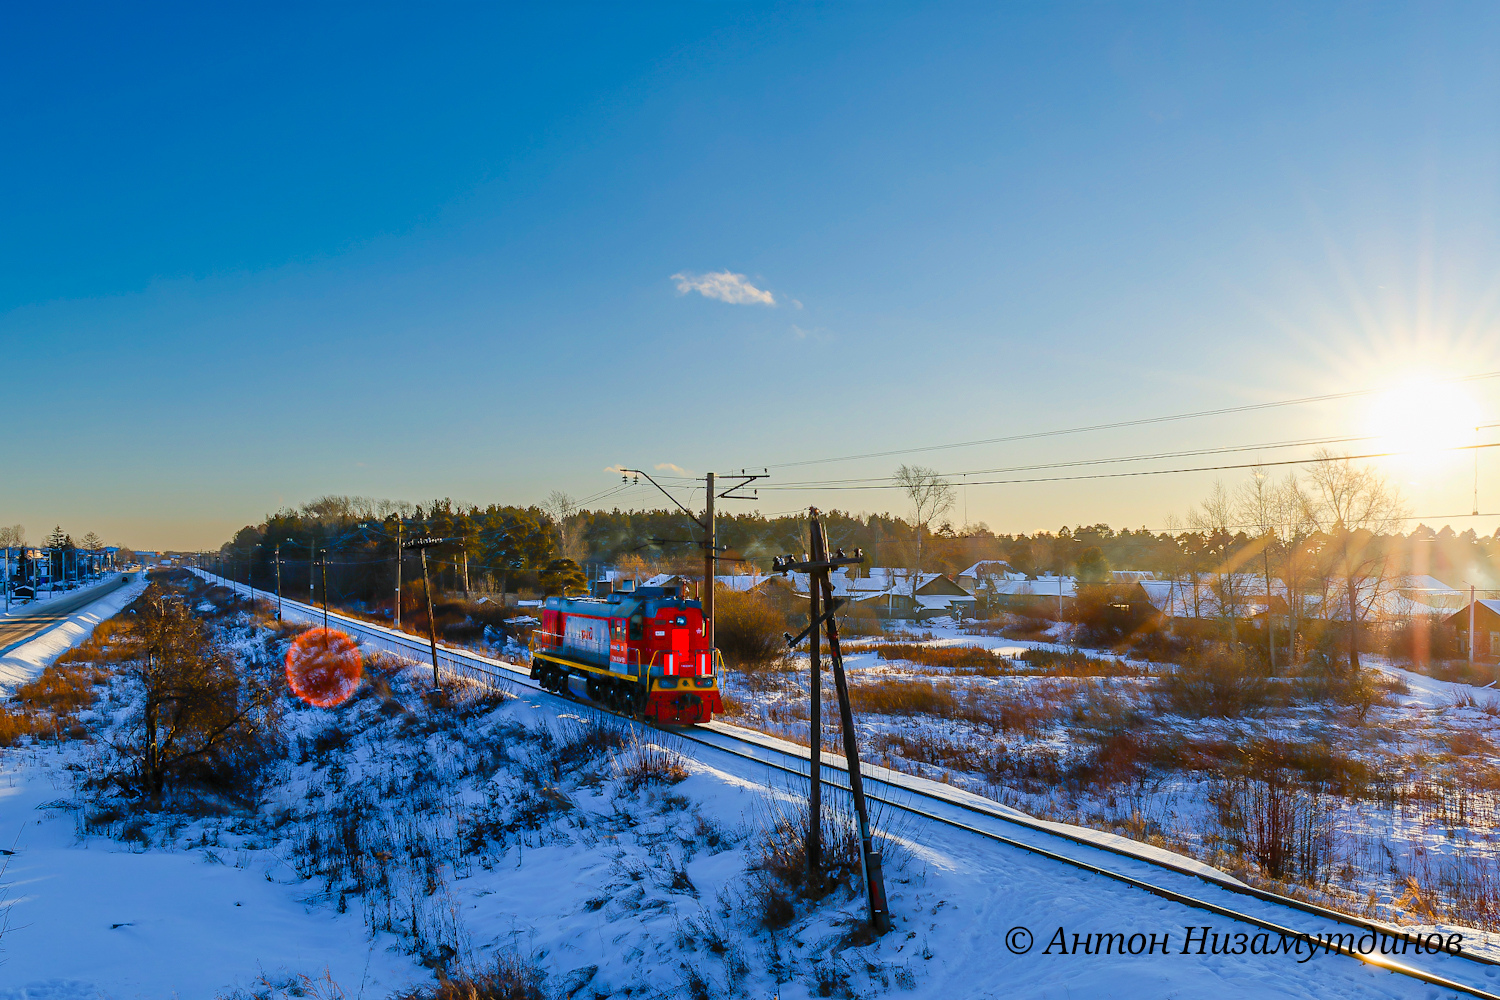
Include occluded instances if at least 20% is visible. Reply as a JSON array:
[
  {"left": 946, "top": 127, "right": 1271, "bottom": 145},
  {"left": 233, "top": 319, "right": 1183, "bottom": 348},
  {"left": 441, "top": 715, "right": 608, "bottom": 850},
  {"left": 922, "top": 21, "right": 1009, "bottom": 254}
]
[
  {"left": 422, "top": 548, "right": 438, "bottom": 686},
  {"left": 811, "top": 515, "right": 891, "bottom": 934},
  {"left": 404, "top": 536, "right": 445, "bottom": 687},
  {"left": 619, "top": 467, "right": 764, "bottom": 659},
  {"left": 807, "top": 529, "right": 822, "bottom": 884},
  {"left": 704, "top": 472, "right": 715, "bottom": 652},
  {"left": 274, "top": 543, "right": 283, "bottom": 622},
  {"left": 774, "top": 510, "right": 889, "bottom": 934},
  {"left": 461, "top": 534, "right": 470, "bottom": 598},
  {"left": 394, "top": 519, "right": 403, "bottom": 628}
]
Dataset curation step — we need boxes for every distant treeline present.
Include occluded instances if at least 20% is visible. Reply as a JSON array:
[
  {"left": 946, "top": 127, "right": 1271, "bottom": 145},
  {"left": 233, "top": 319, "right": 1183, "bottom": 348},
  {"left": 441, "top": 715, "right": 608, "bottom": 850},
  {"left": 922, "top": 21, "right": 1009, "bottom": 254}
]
[{"left": 214, "top": 494, "right": 1500, "bottom": 612}]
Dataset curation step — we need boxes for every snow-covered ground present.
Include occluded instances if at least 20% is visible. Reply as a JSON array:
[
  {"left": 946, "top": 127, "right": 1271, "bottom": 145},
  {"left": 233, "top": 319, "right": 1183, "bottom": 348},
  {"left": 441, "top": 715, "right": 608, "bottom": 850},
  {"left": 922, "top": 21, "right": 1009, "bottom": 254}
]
[
  {"left": 0, "top": 579, "right": 1480, "bottom": 999},
  {"left": 717, "top": 619, "right": 1500, "bottom": 942}
]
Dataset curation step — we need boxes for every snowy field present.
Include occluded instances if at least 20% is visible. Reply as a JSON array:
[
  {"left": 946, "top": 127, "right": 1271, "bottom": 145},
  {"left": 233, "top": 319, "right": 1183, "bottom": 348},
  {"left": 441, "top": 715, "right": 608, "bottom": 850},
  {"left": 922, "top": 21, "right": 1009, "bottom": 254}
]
[
  {"left": 0, "top": 580, "right": 1491, "bottom": 999},
  {"left": 718, "top": 617, "right": 1500, "bottom": 940}
]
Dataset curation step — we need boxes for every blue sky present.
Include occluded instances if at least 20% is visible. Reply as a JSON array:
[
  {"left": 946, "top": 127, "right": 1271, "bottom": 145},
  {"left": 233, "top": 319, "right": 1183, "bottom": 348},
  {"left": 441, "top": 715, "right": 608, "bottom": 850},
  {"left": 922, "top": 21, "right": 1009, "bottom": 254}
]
[{"left": 5, "top": 3, "right": 1500, "bottom": 550}]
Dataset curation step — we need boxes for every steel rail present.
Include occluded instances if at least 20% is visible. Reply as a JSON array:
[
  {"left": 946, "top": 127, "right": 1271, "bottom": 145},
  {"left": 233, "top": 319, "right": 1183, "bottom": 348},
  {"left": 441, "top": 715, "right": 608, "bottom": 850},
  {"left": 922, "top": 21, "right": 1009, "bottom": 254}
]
[{"left": 196, "top": 570, "right": 1500, "bottom": 998}]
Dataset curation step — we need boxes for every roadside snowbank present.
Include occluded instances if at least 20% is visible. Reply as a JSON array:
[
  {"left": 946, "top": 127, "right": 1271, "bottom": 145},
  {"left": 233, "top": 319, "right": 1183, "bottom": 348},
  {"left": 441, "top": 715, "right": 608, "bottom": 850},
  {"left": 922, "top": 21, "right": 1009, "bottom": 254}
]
[{"left": 0, "top": 578, "right": 147, "bottom": 690}]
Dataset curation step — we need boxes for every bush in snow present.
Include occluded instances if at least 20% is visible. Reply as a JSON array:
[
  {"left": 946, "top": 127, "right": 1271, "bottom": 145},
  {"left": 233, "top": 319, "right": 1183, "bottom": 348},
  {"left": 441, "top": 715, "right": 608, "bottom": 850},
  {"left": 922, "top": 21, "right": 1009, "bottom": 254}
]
[
  {"left": 103, "top": 584, "right": 280, "bottom": 805},
  {"left": 612, "top": 731, "right": 689, "bottom": 792},
  {"left": 712, "top": 588, "right": 790, "bottom": 670}
]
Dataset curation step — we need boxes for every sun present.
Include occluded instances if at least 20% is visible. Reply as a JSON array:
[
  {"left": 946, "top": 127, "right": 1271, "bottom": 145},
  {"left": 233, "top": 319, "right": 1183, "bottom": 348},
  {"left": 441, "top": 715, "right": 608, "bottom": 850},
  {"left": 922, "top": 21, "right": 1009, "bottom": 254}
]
[{"left": 1366, "top": 375, "right": 1481, "bottom": 473}]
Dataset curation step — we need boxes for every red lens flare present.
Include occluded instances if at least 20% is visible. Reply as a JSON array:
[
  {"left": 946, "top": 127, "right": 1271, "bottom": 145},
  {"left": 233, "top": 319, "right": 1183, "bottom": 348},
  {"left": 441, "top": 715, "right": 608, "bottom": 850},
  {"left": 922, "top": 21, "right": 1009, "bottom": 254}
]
[{"left": 286, "top": 627, "right": 363, "bottom": 708}]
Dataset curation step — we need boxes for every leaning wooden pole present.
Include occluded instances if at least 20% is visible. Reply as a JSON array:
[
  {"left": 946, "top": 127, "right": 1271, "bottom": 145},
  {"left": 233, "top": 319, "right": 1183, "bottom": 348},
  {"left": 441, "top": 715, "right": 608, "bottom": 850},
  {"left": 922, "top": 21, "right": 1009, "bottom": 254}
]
[
  {"left": 806, "top": 508, "right": 823, "bottom": 888},
  {"left": 811, "top": 514, "right": 890, "bottom": 934},
  {"left": 421, "top": 547, "right": 440, "bottom": 687}
]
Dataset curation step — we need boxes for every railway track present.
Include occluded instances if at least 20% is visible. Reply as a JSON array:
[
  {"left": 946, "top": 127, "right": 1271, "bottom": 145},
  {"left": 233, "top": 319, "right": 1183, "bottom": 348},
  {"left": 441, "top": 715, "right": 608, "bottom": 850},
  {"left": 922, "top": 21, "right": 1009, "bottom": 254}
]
[{"left": 197, "top": 571, "right": 1500, "bottom": 998}]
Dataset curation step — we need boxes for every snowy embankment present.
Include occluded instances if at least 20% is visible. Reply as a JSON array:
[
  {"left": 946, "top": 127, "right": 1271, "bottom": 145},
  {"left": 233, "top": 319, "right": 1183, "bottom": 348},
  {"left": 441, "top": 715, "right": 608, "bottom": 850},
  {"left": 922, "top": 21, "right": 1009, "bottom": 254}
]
[{"left": 0, "top": 578, "right": 147, "bottom": 690}]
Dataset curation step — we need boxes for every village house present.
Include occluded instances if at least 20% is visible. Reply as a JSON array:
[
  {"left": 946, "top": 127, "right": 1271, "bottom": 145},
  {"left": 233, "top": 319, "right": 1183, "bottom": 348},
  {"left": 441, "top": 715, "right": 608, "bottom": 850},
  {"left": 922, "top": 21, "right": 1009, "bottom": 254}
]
[{"left": 1447, "top": 599, "right": 1500, "bottom": 661}]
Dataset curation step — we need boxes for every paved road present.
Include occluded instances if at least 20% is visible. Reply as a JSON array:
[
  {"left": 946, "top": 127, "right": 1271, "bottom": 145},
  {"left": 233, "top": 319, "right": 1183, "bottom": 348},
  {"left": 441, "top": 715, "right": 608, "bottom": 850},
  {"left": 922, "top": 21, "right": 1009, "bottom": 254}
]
[{"left": 0, "top": 577, "right": 129, "bottom": 655}]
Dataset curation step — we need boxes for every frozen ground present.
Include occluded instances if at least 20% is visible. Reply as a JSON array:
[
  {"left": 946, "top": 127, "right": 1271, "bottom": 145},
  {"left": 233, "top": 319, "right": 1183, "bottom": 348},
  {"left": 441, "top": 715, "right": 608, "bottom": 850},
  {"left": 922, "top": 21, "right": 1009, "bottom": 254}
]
[{"left": 0, "top": 587, "right": 1474, "bottom": 999}]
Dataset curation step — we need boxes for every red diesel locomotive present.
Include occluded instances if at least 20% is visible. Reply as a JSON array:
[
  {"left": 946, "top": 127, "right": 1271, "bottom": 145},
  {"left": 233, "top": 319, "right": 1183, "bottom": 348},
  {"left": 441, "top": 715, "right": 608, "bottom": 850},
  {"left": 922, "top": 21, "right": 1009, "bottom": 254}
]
[{"left": 530, "top": 584, "right": 724, "bottom": 725}]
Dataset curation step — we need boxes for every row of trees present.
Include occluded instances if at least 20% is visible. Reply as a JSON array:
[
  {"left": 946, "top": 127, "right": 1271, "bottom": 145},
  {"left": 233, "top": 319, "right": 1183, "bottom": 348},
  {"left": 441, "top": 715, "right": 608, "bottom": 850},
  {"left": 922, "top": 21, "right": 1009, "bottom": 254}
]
[
  {"left": 218, "top": 451, "right": 1497, "bottom": 623},
  {"left": 1, "top": 524, "right": 112, "bottom": 585},
  {"left": 219, "top": 497, "right": 569, "bottom": 609}
]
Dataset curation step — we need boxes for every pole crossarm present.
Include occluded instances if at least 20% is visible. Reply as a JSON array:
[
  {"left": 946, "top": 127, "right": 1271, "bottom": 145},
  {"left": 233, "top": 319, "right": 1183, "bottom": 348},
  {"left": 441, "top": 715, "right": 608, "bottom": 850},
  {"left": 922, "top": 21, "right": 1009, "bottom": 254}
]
[
  {"left": 782, "top": 599, "right": 845, "bottom": 648},
  {"left": 619, "top": 470, "right": 707, "bottom": 527},
  {"left": 717, "top": 472, "right": 768, "bottom": 501}
]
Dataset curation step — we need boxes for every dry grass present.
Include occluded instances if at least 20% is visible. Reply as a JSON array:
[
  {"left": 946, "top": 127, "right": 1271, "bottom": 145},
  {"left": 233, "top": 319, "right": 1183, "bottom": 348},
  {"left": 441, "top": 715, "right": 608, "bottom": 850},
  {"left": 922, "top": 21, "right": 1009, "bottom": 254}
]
[
  {"left": 875, "top": 643, "right": 1006, "bottom": 673},
  {"left": 613, "top": 734, "right": 689, "bottom": 791},
  {"left": 14, "top": 662, "right": 108, "bottom": 715},
  {"left": 847, "top": 678, "right": 959, "bottom": 717},
  {"left": 390, "top": 954, "right": 546, "bottom": 1000},
  {"left": 54, "top": 618, "right": 135, "bottom": 665},
  {"left": 0, "top": 661, "right": 112, "bottom": 746},
  {"left": 848, "top": 677, "right": 1064, "bottom": 735}
]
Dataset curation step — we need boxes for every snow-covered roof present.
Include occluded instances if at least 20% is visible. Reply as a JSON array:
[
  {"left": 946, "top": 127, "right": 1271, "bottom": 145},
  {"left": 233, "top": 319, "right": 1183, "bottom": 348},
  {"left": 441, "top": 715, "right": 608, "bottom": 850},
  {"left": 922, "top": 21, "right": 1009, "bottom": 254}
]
[
  {"left": 916, "top": 594, "right": 976, "bottom": 610},
  {"left": 985, "top": 576, "right": 1076, "bottom": 598},
  {"left": 1136, "top": 579, "right": 1279, "bottom": 619},
  {"left": 957, "top": 560, "right": 1013, "bottom": 579},
  {"left": 714, "top": 574, "right": 773, "bottom": 592},
  {"left": 1401, "top": 574, "right": 1464, "bottom": 595}
]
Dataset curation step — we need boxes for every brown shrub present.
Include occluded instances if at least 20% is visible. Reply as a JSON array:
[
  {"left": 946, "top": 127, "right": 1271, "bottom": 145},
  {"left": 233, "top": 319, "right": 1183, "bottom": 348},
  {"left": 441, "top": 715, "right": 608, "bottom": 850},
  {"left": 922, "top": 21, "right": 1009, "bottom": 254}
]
[
  {"left": 55, "top": 618, "right": 135, "bottom": 665},
  {"left": 750, "top": 792, "right": 864, "bottom": 900},
  {"left": 714, "top": 588, "right": 789, "bottom": 669},
  {"left": 1019, "top": 647, "right": 1145, "bottom": 677},
  {"left": 0, "top": 708, "right": 46, "bottom": 746},
  {"left": 1155, "top": 646, "right": 1271, "bottom": 718}
]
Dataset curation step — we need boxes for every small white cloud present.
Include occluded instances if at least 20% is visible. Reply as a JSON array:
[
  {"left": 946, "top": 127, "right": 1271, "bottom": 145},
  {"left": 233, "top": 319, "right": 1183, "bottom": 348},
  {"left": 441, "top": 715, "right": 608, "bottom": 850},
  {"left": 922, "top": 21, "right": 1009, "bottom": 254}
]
[
  {"left": 671, "top": 270, "right": 776, "bottom": 306},
  {"left": 655, "top": 463, "right": 688, "bottom": 475},
  {"left": 791, "top": 324, "right": 830, "bottom": 341},
  {"left": 604, "top": 465, "right": 632, "bottom": 475}
]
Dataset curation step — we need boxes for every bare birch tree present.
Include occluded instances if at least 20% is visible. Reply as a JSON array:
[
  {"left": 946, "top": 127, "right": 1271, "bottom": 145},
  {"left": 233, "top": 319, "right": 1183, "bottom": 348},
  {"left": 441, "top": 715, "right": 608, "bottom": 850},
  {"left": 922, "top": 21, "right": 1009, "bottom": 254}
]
[
  {"left": 545, "top": 490, "right": 586, "bottom": 564},
  {"left": 1302, "top": 450, "right": 1408, "bottom": 673},
  {"left": 1190, "top": 480, "right": 1248, "bottom": 644},
  {"left": 894, "top": 465, "right": 954, "bottom": 602}
]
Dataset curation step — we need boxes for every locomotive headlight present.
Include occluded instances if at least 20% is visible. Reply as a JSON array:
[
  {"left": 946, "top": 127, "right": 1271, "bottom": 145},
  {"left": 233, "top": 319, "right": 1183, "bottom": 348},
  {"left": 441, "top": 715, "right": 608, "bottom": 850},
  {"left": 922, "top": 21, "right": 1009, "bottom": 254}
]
[{"left": 658, "top": 678, "right": 679, "bottom": 689}]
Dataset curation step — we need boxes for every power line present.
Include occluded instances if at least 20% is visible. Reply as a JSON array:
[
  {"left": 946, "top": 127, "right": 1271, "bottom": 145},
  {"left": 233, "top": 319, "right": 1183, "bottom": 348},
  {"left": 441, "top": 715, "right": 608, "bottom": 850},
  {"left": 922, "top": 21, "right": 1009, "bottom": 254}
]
[
  {"left": 765, "top": 433, "right": 1380, "bottom": 489},
  {"left": 764, "top": 369, "right": 1500, "bottom": 469},
  {"left": 756, "top": 441, "right": 1500, "bottom": 491}
]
